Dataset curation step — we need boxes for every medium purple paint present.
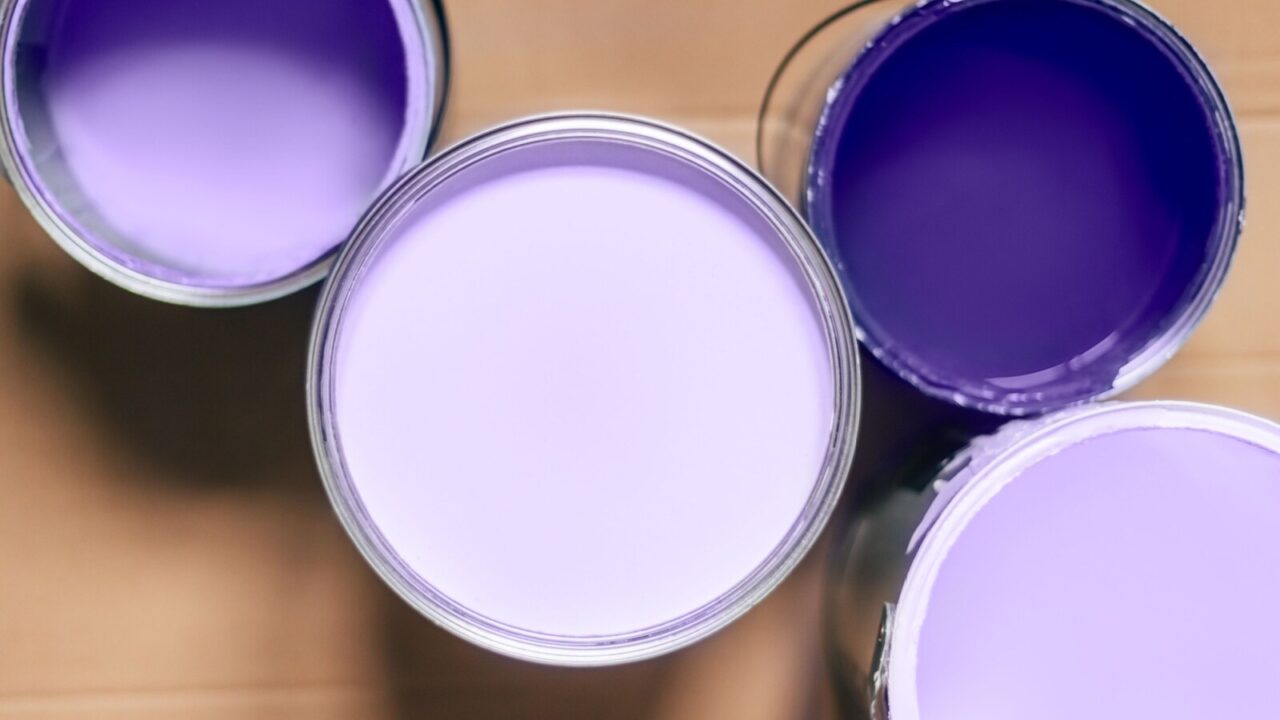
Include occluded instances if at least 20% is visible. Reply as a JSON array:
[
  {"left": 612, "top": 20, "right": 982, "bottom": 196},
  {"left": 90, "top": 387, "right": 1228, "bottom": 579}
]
[
  {"left": 331, "top": 140, "right": 835, "bottom": 638},
  {"left": 12, "top": 0, "right": 422, "bottom": 286},
  {"left": 809, "top": 0, "right": 1232, "bottom": 411},
  {"left": 908, "top": 422, "right": 1280, "bottom": 720}
]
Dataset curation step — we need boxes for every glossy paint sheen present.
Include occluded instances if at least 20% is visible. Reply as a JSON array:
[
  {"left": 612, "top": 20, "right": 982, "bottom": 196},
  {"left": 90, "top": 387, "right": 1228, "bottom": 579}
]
[
  {"left": 913, "top": 425, "right": 1280, "bottom": 720},
  {"left": 332, "top": 144, "right": 834, "bottom": 637},
  {"left": 810, "top": 0, "right": 1224, "bottom": 409},
  {"left": 26, "top": 0, "right": 412, "bottom": 285}
]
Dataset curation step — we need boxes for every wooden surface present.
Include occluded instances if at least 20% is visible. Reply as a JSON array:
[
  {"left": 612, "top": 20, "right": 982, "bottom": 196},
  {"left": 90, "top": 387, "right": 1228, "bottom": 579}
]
[{"left": 1, "top": 1, "right": 1278, "bottom": 718}]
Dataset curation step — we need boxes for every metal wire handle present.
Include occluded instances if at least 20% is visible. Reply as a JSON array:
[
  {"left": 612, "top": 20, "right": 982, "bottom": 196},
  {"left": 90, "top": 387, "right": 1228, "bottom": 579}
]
[
  {"left": 427, "top": 0, "right": 454, "bottom": 155},
  {"left": 754, "top": 0, "right": 893, "bottom": 175}
]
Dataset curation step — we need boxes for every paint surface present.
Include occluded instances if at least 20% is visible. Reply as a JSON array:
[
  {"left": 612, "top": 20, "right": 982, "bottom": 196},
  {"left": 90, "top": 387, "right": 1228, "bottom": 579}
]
[
  {"left": 22, "top": 0, "right": 413, "bottom": 285},
  {"left": 914, "top": 426, "right": 1280, "bottom": 720},
  {"left": 811, "top": 0, "right": 1223, "bottom": 408},
  {"left": 332, "top": 142, "right": 833, "bottom": 637}
]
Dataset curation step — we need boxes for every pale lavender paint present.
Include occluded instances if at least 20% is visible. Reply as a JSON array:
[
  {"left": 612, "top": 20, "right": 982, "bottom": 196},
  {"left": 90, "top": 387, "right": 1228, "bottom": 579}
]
[
  {"left": 808, "top": 0, "right": 1240, "bottom": 413},
  {"left": 7, "top": 0, "right": 432, "bottom": 289},
  {"left": 330, "top": 139, "right": 835, "bottom": 640},
  {"left": 890, "top": 406, "right": 1280, "bottom": 720}
]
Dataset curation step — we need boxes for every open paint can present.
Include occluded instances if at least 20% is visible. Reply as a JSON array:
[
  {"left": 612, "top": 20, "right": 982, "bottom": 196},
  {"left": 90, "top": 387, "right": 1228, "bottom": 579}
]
[
  {"left": 759, "top": 0, "right": 1243, "bottom": 414},
  {"left": 829, "top": 401, "right": 1280, "bottom": 719},
  {"left": 307, "top": 114, "right": 860, "bottom": 664},
  {"left": 0, "top": 0, "right": 449, "bottom": 306}
]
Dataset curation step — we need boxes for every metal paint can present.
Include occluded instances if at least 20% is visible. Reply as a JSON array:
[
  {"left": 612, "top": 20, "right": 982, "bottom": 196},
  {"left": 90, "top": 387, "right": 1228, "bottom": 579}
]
[
  {"left": 829, "top": 401, "right": 1280, "bottom": 719},
  {"left": 759, "top": 0, "right": 1243, "bottom": 415},
  {"left": 0, "top": 0, "right": 450, "bottom": 306},
  {"left": 308, "top": 113, "right": 860, "bottom": 665}
]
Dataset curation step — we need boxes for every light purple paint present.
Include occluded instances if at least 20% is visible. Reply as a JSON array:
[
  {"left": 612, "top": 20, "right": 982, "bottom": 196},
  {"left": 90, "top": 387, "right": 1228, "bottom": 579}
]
[
  {"left": 331, "top": 138, "right": 836, "bottom": 639},
  {"left": 8, "top": 0, "right": 433, "bottom": 289},
  {"left": 891, "top": 406, "right": 1280, "bottom": 720},
  {"left": 808, "top": 0, "right": 1240, "bottom": 413}
]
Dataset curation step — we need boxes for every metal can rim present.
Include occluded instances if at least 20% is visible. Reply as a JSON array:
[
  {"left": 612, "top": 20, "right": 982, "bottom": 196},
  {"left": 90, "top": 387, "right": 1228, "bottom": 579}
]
[
  {"left": 306, "top": 111, "right": 863, "bottom": 665},
  {"left": 0, "top": 0, "right": 450, "bottom": 307},
  {"left": 802, "top": 0, "right": 1246, "bottom": 416},
  {"left": 883, "top": 401, "right": 1280, "bottom": 719}
]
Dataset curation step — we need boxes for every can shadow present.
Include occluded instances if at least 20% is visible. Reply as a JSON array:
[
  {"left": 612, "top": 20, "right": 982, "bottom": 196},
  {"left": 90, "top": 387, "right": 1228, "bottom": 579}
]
[
  {"left": 6, "top": 257, "right": 1001, "bottom": 720},
  {"left": 818, "top": 351, "right": 1008, "bottom": 720},
  {"left": 11, "top": 266, "right": 321, "bottom": 493},
  {"left": 367, "top": 349, "right": 1001, "bottom": 720},
  {"left": 840, "top": 349, "right": 1005, "bottom": 517},
  {"left": 375, "top": 590, "right": 673, "bottom": 720},
  {"left": 10, "top": 261, "right": 676, "bottom": 717}
]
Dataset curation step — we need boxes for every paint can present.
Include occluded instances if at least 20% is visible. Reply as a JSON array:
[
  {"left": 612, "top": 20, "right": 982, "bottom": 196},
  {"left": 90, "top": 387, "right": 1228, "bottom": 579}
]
[
  {"left": 760, "top": 0, "right": 1243, "bottom": 414},
  {"left": 307, "top": 113, "right": 861, "bottom": 665},
  {"left": 0, "top": 0, "right": 449, "bottom": 306},
  {"left": 828, "top": 401, "right": 1280, "bottom": 719}
]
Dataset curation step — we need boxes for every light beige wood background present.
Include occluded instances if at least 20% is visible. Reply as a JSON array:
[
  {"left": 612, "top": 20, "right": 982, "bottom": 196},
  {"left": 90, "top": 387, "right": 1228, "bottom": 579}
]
[{"left": 1, "top": 1, "right": 1277, "bottom": 718}]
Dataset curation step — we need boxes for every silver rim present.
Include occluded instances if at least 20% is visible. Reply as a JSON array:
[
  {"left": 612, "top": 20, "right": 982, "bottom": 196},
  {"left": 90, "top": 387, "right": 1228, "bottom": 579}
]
[
  {"left": 0, "top": 0, "right": 449, "bottom": 307},
  {"left": 307, "top": 112, "right": 862, "bottom": 665},
  {"left": 803, "top": 0, "right": 1245, "bottom": 415},
  {"left": 885, "top": 401, "right": 1280, "bottom": 719}
]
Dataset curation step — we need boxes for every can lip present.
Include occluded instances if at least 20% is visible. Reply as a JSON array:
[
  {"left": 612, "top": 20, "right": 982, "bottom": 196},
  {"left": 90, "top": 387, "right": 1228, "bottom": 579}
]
[
  {"left": 886, "top": 401, "right": 1280, "bottom": 719},
  {"left": 0, "top": 0, "right": 450, "bottom": 307},
  {"left": 306, "top": 111, "right": 863, "bottom": 666},
  {"left": 803, "top": 0, "right": 1246, "bottom": 416}
]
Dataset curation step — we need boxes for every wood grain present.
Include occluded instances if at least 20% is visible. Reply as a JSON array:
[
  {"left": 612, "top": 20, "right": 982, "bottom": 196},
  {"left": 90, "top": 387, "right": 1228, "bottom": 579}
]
[{"left": 0, "top": 1, "right": 1275, "bottom": 718}]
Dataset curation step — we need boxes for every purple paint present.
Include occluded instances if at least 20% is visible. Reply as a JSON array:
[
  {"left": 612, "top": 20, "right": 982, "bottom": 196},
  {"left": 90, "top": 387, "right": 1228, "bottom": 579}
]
[
  {"left": 808, "top": 0, "right": 1241, "bottom": 413},
  {"left": 3, "top": 0, "right": 440, "bottom": 302},
  {"left": 889, "top": 404, "right": 1280, "bottom": 720},
  {"left": 309, "top": 117, "right": 859, "bottom": 664}
]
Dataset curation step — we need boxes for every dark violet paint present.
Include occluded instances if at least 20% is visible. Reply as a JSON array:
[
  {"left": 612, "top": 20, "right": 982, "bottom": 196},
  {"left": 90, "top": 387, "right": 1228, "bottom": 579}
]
[{"left": 809, "top": 0, "right": 1233, "bottom": 412}]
